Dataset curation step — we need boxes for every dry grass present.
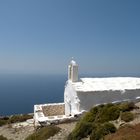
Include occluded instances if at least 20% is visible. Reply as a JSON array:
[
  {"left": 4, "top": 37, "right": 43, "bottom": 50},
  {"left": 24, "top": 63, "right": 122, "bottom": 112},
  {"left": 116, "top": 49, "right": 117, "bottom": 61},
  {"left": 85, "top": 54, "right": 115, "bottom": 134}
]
[
  {"left": 105, "top": 123, "right": 140, "bottom": 140},
  {"left": 25, "top": 126, "right": 61, "bottom": 140},
  {"left": 0, "top": 135, "right": 8, "bottom": 140}
]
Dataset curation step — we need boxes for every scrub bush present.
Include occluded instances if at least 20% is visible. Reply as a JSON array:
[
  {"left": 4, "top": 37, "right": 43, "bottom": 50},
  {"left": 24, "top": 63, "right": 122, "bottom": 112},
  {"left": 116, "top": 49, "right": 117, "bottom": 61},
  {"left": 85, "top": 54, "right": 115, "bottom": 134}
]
[
  {"left": 81, "top": 112, "right": 96, "bottom": 123},
  {"left": 8, "top": 114, "right": 33, "bottom": 123},
  {"left": 119, "top": 102, "right": 136, "bottom": 112},
  {"left": 68, "top": 103, "right": 119, "bottom": 140},
  {"left": 0, "top": 116, "right": 9, "bottom": 126},
  {"left": 25, "top": 126, "right": 60, "bottom": 140},
  {"left": 0, "top": 135, "right": 8, "bottom": 140},
  {"left": 121, "top": 112, "right": 134, "bottom": 122},
  {"left": 68, "top": 102, "right": 136, "bottom": 140},
  {"left": 90, "top": 122, "right": 116, "bottom": 140},
  {"left": 68, "top": 122, "right": 92, "bottom": 140},
  {"left": 98, "top": 104, "right": 120, "bottom": 123},
  {"left": 0, "top": 120, "right": 7, "bottom": 126},
  {"left": 0, "top": 114, "right": 32, "bottom": 126}
]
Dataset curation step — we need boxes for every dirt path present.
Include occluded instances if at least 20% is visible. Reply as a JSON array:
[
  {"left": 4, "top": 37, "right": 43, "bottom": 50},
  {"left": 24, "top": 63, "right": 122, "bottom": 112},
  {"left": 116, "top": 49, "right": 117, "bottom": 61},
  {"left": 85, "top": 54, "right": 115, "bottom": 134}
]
[{"left": 0, "top": 120, "right": 34, "bottom": 140}]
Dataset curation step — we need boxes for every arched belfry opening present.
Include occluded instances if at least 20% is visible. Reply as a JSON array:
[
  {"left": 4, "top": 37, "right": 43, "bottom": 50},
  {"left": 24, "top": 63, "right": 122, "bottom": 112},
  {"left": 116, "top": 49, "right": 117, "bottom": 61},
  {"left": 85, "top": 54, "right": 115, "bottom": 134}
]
[{"left": 68, "top": 58, "right": 78, "bottom": 82}]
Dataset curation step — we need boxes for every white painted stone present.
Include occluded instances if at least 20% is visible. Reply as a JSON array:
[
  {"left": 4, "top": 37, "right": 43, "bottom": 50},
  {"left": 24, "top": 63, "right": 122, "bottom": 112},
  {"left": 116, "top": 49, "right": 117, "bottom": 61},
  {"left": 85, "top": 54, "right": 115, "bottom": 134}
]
[
  {"left": 64, "top": 60, "right": 140, "bottom": 116},
  {"left": 68, "top": 59, "right": 78, "bottom": 82}
]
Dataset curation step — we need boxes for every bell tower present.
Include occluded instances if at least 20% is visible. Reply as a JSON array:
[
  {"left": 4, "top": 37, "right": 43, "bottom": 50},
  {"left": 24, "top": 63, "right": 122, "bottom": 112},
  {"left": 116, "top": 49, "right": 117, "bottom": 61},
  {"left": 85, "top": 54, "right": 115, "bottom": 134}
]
[{"left": 68, "top": 58, "right": 78, "bottom": 82}]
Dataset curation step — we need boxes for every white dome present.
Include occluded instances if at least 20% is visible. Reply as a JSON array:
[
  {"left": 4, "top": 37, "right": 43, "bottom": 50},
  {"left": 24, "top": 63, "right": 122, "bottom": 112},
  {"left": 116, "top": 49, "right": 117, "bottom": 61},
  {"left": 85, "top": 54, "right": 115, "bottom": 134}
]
[{"left": 70, "top": 60, "right": 76, "bottom": 65}]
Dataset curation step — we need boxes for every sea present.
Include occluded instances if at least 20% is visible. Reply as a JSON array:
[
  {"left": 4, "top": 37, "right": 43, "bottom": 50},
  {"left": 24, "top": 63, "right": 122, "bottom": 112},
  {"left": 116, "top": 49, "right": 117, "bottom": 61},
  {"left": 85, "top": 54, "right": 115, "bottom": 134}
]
[
  {"left": 1, "top": 73, "right": 140, "bottom": 116},
  {"left": 0, "top": 74, "right": 67, "bottom": 116}
]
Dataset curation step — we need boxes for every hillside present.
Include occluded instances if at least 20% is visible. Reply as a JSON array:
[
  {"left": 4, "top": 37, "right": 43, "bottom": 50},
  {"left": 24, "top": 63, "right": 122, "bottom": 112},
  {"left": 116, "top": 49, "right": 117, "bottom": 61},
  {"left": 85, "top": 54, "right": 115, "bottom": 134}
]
[
  {"left": 67, "top": 101, "right": 140, "bottom": 140},
  {"left": 1, "top": 102, "right": 140, "bottom": 140}
]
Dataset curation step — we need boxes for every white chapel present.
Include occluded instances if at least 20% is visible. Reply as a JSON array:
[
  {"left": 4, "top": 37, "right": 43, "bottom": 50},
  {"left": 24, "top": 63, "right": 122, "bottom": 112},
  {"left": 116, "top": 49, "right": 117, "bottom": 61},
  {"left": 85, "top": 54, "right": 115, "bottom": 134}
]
[
  {"left": 64, "top": 59, "right": 140, "bottom": 116},
  {"left": 34, "top": 59, "right": 140, "bottom": 125}
]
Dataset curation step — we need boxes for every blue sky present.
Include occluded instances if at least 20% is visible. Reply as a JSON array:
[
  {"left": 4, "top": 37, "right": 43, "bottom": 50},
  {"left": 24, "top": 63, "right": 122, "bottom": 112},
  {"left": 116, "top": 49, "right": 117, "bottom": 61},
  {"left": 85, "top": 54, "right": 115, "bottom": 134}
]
[{"left": 0, "top": 0, "right": 140, "bottom": 75}]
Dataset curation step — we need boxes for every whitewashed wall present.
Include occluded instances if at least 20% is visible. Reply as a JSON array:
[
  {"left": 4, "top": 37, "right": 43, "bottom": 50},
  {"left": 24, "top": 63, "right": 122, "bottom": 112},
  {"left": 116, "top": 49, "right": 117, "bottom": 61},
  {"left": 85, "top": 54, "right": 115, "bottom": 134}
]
[
  {"left": 65, "top": 81, "right": 140, "bottom": 116},
  {"left": 77, "top": 89, "right": 140, "bottom": 112},
  {"left": 64, "top": 81, "right": 78, "bottom": 115}
]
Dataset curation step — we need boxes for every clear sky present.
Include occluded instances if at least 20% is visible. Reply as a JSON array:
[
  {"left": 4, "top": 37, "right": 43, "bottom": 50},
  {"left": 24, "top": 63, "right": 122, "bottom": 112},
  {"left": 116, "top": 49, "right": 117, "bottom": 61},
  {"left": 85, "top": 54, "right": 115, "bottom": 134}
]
[{"left": 0, "top": 0, "right": 140, "bottom": 76}]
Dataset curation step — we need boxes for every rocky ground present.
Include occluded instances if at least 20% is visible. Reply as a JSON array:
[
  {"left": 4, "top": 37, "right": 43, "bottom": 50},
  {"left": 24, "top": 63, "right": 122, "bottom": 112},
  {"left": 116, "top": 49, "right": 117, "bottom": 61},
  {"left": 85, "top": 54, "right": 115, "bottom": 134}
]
[
  {"left": 0, "top": 119, "right": 35, "bottom": 140},
  {"left": 0, "top": 119, "right": 77, "bottom": 140},
  {"left": 48, "top": 122, "right": 77, "bottom": 140},
  {"left": 1, "top": 102, "right": 140, "bottom": 140}
]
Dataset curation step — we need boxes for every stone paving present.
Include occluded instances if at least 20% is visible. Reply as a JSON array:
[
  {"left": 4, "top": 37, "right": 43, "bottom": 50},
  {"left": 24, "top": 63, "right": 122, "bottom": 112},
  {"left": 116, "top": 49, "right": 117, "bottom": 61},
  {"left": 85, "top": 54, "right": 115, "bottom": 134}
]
[{"left": 42, "top": 104, "right": 65, "bottom": 116}]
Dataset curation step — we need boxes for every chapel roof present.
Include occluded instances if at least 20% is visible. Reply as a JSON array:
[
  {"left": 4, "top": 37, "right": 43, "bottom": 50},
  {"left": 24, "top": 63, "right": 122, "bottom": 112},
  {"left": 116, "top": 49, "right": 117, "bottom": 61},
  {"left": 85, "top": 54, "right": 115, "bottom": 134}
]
[{"left": 71, "top": 77, "right": 140, "bottom": 92}]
